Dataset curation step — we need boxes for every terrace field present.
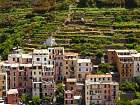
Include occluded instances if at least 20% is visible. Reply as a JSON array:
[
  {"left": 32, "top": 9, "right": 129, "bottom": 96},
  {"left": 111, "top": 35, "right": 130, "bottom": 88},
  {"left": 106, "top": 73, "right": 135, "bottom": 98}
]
[{"left": 1, "top": 0, "right": 140, "bottom": 59}]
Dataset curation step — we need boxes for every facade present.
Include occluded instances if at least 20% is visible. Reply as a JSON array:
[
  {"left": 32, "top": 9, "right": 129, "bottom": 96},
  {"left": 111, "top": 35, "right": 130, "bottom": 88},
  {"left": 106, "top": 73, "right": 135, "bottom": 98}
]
[
  {"left": 107, "top": 49, "right": 140, "bottom": 82},
  {"left": 76, "top": 59, "right": 92, "bottom": 83},
  {"left": 0, "top": 47, "right": 127, "bottom": 105},
  {"left": 64, "top": 78, "right": 81, "bottom": 105},
  {"left": 54, "top": 47, "right": 64, "bottom": 82},
  {"left": 63, "top": 52, "right": 78, "bottom": 79},
  {"left": 32, "top": 64, "right": 42, "bottom": 97},
  {"left": 131, "top": 53, "right": 140, "bottom": 77},
  {"left": 0, "top": 72, "right": 7, "bottom": 99},
  {"left": 85, "top": 74, "right": 119, "bottom": 105}
]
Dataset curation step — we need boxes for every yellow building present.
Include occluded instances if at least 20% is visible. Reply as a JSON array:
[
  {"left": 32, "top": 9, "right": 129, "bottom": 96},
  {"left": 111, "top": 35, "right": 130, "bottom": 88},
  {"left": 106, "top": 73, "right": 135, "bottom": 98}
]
[
  {"left": 85, "top": 74, "right": 119, "bottom": 105},
  {"left": 107, "top": 49, "right": 137, "bottom": 82},
  {"left": 63, "top": 52, "right": 78, "bottom": 79}
]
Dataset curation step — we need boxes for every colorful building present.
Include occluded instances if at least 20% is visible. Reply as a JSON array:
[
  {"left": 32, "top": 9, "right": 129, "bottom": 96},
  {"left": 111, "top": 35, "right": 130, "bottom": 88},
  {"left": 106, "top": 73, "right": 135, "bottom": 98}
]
[
  {"left": 64, "top": 78, "right": 81, "bottom": 105},
  {"left": 85, "top": 74, "right": 119, "bottom": 105},
  {"left": 63, "top": 52, "right": 78, "bottom": 79},
  {"left": 107, "top": 49, "right": 139, "bottom": 82},
  {"left": 76, "top": 59, "right": 92, "bottom": 83}
]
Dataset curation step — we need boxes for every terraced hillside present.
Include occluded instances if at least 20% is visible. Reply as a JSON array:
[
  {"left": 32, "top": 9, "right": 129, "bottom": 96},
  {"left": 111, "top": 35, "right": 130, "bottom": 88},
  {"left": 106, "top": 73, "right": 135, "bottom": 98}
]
[
  {"left": 1, "top": 6, "right": 140, "bottom": 58},
  {"left": 24, "top": 8, "right": 140, "bottom": 56}
]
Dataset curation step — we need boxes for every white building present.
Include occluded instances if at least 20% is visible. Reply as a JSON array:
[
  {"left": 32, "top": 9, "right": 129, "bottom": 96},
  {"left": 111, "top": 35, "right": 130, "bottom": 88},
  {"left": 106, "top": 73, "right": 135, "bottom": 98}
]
[
  {"left": 32, "top": 49, "right": 49, "bottom": 65},
  {"left": 76, "top": 59, "right": 92, "bottom": 82},
  {"left": 32, "top": 64, "right": 42, "bottom": 97},
  {"left": 132, "top": 53, "right": 140, "bottom": 77}
]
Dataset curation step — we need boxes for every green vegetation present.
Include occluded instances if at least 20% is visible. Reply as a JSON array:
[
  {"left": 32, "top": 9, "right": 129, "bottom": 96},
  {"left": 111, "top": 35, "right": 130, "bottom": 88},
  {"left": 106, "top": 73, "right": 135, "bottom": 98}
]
[
  {"left": 119, "top": 82, "right": 139, "bottom": 92},
  {"left": 21, "top": 83, "right": 64, "bottom": 104},
  {"left": 1, "top": 0, "right": 140, "bottom": 59},
  {"left": 116, "top": 82, "right": 140, "bottom": 105},
  {"left": 55, "top": 83, "right": 64, "bottom": 104}
]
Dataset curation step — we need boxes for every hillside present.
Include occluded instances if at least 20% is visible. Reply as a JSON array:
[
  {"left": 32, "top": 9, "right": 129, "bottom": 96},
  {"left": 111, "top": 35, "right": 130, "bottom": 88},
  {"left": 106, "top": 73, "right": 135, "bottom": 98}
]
[{"left": 0, "top": 0, "right": 140, "bottom": 59}]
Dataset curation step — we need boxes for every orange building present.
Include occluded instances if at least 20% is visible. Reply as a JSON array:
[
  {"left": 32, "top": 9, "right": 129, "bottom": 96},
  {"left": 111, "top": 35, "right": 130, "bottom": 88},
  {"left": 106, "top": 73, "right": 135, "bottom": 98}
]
[{"left": 107, "top": 49, "right": 137, "bottom": 82}]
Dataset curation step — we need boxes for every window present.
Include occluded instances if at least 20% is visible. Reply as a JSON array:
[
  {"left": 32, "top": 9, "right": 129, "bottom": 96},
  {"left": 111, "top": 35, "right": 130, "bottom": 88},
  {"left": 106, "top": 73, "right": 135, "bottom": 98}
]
[
  {"left": 44, "top": 58, "right": 46, "bottom": 61},
  {"left": 108, "top": 77, "right": 110, "bottom": 81},
  {"left": 38, "top": 66, "right": 42, "bottom": 69},
  {"left": 104, "top": 85, "right": 106, "bottom": 88},
  {"left": 79, "top": 68, "right": 81, "bottom": 71},
  {"left": 72, "top": 61, "right": 73, "bottom": 65},
  {"left": 78, "top": 74, "right": 81, "bottom": 78},
  {"left": 19, "top": 72, "right": 21, "bottom": 76},
  {"left": 71, "top": 87, "right": 73, "bottom": 90},
  {"left": 86, "top": 63, "right": 88, "bottom": 66},
  {"left": 94, "top": 78, "right": 96, "bottom": 82},
  {"left": 33, "top": 66, "right": 36, "bottom": 69},
  {"left": 3, "top": 76, "right": 5, "bottom": 80},
  {"left": 66, "top": 61, "right": 68, "bottom": 64},
  {"left": 79, "top": 63, "right": 81, "bottom": 66},
  {"left": 37, "top": 58, "right": 40, "bottom": 61},
  {"left": 66, "top": 67, "right": 68, "bottom": 69},
  {"left": 14, "top": 83, "right": 16, "bottom": 87},
  {"left": 19, "top": 66, "right": 24, "bottom": 70},
  {"left": 14, "top": 72, "right": 16, "bottom": 76},
  {"left": 34, "top": 72, "right": 36, "bottom": 75},
  {"left": 14, "top": 77, "right": 16, "bottom": 81},
  {"left": 34, "top": 84, "right": 36, "bottom": 88},
  {"left": 71, "top": 100, "right": 73, "bottom": 104},
  {"left": 13, "top": 58, "right": 15, "bottom": 61},
  {"left": 12, "top": 67, "right": 16, "bottom": 70},
  {"left": 39, "top": 72, "right": 41, "bottom": 75},
  {"left": 17, "top": 58, "right": 19, "bottom": 62}
]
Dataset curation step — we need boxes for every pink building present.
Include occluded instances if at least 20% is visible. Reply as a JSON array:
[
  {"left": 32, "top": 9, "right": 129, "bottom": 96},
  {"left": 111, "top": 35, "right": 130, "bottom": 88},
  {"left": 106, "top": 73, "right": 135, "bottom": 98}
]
[
  {"left": 1, "top": 49, "right": 32, "bottom": 96},
  {"left": 54, "top": 47, "right": 64, "bottom": 82}
]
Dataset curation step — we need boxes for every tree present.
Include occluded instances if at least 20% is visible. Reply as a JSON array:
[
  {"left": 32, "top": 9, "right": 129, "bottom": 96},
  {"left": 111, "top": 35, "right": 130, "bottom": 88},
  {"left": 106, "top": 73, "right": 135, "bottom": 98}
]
[
  {"left": 96, "top": 51, "right": 103, "bottom": 58},
  {"left": 131, "top": 99, "right": 140, "bottom": 105},
  {"left": 55, "top": 83, "right": 64, "bottom": 104},
  {"left": 45, "top": 96, "right": 53, "bottom": 104},
  {"left": 119, "top": 82, "right": 139, "bottom": 92},
  {"left": 32, "top": 96, "right": 41, "bottom": 105},
  {"left": 21, "top": 94, "right": 30, "bottom": 104}
]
